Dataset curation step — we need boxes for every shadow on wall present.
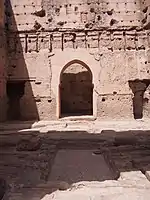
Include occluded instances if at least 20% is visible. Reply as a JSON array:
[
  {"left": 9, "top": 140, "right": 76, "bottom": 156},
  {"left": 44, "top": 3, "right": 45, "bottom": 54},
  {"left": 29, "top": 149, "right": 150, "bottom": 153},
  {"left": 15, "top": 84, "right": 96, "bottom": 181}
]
[
  {"left": 1, "top": 130, "right": 150, "bottom": 200},
  {"left": 5, "top": 0, "right": 39, "bottom": 121},
  {"left": 0, "top": 178, "right": 6, "bottom": 200},
  {"left": 129, "top": 79, "right": 150, "bottom": 119}
]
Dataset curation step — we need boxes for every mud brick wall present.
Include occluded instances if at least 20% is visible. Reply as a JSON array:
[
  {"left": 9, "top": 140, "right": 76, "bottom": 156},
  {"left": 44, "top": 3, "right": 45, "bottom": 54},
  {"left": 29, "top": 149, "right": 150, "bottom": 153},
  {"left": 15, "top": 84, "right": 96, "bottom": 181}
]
[
  {"left": 141, "top": 0, "right": 150, "bottom": 29},
  {"left": 6, "top": 0, "right": 143, "bottom": 31},
  {"left": 0, "top": 0, "right": 149, "bottom": 120},
  {"left": 143, "top": 84, "right": 150, "bottom": 118},
  {"left": 0, "top": 0, "right": 7, "bottom": 121},
  {"left": 42, "top": 0, "right": 142, "bottom": 29}
]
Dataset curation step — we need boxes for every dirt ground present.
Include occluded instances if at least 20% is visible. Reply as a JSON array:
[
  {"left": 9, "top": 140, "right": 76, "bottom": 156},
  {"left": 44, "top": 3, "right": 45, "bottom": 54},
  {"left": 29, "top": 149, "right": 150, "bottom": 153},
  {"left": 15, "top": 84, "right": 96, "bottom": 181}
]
[{"left": 0, "top": 119, "right": 150, "bottom": 200}]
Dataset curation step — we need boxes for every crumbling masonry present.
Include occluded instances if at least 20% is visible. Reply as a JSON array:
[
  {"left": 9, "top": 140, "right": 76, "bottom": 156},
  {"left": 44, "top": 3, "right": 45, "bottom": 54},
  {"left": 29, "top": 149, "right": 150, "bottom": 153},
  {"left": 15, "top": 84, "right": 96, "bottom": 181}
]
[{"left": 0, "top": 0, "right": 150, "bottom": 121}]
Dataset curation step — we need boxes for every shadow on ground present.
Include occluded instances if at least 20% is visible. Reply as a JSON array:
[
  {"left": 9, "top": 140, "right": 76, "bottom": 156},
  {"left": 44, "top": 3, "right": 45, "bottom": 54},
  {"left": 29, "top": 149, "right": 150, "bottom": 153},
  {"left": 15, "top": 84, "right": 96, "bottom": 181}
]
[{"left": 0, "top": 129, "right": 150, "bottom": 200}]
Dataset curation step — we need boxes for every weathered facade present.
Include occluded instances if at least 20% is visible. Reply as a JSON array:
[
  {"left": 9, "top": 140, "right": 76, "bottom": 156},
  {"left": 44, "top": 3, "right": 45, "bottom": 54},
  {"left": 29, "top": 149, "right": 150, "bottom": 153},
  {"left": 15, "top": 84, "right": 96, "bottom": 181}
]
[
  {"left": 0, "top": 0, "right": 7, "bottom": 121},
  {"left": 0, "top": 0, "right": 150, "bottom": 121}
]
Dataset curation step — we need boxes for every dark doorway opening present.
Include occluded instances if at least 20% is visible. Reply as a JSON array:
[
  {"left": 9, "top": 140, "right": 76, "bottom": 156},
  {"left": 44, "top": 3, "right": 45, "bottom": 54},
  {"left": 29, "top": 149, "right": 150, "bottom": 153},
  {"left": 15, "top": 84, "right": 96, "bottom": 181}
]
[
  {"left": 129, "top": 79, "right": 150, "bottom": 119},
  {"left": 60, "top": 61, "right": 93, "bottom": 117},
  {"left": 7, "top": 81, "right": 25, "bottom": 120}
]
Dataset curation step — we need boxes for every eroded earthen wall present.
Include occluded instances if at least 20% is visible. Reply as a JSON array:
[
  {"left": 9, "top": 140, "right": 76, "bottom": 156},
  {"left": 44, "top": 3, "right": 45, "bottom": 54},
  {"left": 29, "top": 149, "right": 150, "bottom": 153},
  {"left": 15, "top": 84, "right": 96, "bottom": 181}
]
[
  {"left": 3, "top": 0, "right": 150, "bottom": 120},
  {"left": 144, "top": 84, "right": 150, "bottom": 118},
  {"left": 141, "top": 0, "right": 150, "bottom": 29},
  {"left": 0, "top": 0, "right": 7, "bottom": 121}
]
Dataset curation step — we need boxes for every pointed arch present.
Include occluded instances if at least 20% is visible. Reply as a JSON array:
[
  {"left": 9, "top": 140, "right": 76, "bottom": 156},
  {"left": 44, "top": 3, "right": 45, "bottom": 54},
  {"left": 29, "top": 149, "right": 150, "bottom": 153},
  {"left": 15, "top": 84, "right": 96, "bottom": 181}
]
[{"left": 60, "top": 59, "right": 93, "bottom": 82}]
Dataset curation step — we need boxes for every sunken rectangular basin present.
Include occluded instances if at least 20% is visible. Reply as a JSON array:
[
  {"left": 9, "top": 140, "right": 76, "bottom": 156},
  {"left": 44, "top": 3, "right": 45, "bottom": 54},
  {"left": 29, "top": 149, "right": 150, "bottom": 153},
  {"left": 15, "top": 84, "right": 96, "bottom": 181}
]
[{"left": 49, "top": 150, "right": 116, "bottom": 184}]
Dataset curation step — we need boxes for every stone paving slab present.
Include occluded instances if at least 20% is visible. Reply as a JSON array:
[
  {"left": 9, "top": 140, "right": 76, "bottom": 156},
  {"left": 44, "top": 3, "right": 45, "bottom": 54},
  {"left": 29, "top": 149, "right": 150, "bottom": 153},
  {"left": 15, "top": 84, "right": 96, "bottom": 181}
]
[
  {"left": 41, "top": 171, "right": 150, "bottom": 200},
  {"left": 1, "top": 119, "right": 150, "bottom": 133},
  {"left": 118, "top": 171, "right": 150, "bottom": 186},
  {"left": 41, "top": 188, "right": 150, "bottom": 200}
]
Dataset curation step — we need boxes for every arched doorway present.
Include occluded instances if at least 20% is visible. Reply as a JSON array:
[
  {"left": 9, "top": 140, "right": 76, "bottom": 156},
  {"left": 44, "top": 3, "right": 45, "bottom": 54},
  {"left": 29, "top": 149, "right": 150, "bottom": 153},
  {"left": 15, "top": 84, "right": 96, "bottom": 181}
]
[{"left": 60, "top": 60, "right": 93, "bottom": 117}]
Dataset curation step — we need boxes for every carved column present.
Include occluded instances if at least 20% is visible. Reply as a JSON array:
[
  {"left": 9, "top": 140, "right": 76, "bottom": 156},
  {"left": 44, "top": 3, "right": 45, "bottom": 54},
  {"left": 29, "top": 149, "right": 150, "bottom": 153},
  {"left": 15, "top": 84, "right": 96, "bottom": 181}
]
[{"left": 129, "top": 80, "right": 148, "bottom": 119}]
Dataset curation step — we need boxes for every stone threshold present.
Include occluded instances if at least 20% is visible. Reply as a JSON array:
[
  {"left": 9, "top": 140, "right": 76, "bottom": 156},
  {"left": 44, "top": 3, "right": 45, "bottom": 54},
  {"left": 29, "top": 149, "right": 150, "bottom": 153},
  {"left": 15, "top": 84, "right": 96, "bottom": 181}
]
[
  {"left": 59, "top": 115, "right": 96, "bottom": 121},
  {"left": 0, "top": 119, "right": 150, "bottom": 133}
]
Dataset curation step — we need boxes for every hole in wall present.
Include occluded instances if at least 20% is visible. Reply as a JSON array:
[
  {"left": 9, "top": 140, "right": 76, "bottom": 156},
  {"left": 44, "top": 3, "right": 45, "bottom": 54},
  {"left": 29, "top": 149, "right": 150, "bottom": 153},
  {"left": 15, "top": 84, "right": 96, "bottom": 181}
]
[
  {"left": 113, "top": 91, "right": 117, "bottom": 95},
  {"left": 97, "top": 15, "right": 101, "bottom": 20},
  {"left": 74, "top": 6, "right": 78, "bottom": 12},
  {"left": 102, "top": 97, "right": 106, "bottom": 102}
]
